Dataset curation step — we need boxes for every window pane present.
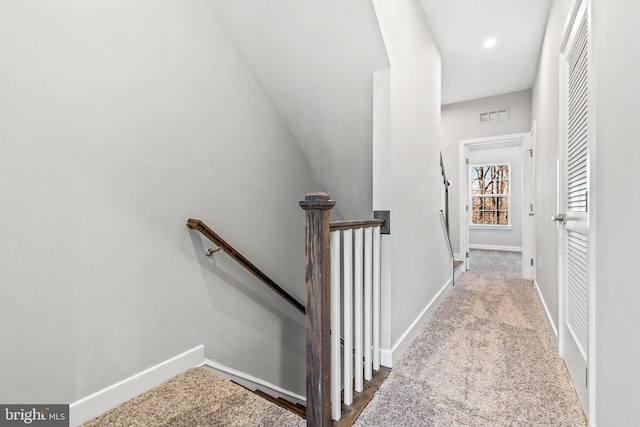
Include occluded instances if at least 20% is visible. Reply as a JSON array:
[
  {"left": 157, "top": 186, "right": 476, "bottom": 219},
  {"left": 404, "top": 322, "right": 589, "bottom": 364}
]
[
  {"left": 482, "top": 180, "right": 490, "bottom": 194},
  {"left": 471, "top": 167, "right": 479, "bottom": 180},
  {"left": 483, "top": 211, "right": 497, "bottom": 224},
  {"left": 472, "top": 179, "right": 483, "bottom": 194},
  {"left": 498, "top": 211, "right": 509, "bottom": 225},
  {"left": 501, "top": 179, "right": 509, "bottom": 194},
  {"left": 472, "top": 197, "right": 482, "bottom": 210},
  {"left": 472, "top": 211, "right": 483, "bottom": 224},
  {"left": 498, "top": 197, "right": 508, "bottom": 210},
  {"left": 483, "top": 197, "right": 497, "bottom": 210},
  {"left": 489, "top": 166, "right": 499, "bottom": 181}
]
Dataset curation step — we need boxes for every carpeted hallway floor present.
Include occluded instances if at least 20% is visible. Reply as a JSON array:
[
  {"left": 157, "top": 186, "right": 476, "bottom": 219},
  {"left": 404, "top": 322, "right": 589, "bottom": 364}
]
[
  {"left": 83, "top": 250, "right": 585, "bottom": 426},
  {"left": 354, "top": 250, "right": 586, "bottom": 426}
]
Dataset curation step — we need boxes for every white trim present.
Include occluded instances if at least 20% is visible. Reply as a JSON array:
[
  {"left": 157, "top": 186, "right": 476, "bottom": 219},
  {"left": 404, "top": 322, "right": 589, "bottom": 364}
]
[
  {"left": 203, "top": 358, "right": 306, "bottom": 406},
  {"left": 380, "top": 276, "right": 452, "bottom": 368},
  {"left": 460, "top": 142, "right": 470, "bottom": 269},
  {"left": 463, "top": 134, "right": 524, "bottom": 147},
  {"left": 468, "top": 244, "right": 522, "bottom": 252},
  {"left": 560, "top": 0, "right": 585, "bottom": 52},
  {"left": 586, "top": 0, "right": 596, "bottom": 421},
  {"left": 534, "top": 280, "right": 558, "bottom": 343},
  {"left": 522, "top": 122, "right": 536, "bottom": 281},
  {"left": 469, "top": 225, "right": 513, "bottom": 230},
  {"left": 69, "top": 345, "right": 205, "bottom": 427}
]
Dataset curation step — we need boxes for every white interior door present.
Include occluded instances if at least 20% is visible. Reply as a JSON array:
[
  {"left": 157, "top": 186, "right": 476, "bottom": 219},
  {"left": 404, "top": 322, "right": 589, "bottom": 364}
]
[{"left": 557, "top": 0, "right": 591, "bottom": 415}]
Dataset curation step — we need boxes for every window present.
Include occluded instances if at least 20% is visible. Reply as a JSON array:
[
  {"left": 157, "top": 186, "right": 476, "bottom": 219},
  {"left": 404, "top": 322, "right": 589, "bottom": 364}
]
[{"left": 470, "top": 164, "right": 510, "bottom": 226}]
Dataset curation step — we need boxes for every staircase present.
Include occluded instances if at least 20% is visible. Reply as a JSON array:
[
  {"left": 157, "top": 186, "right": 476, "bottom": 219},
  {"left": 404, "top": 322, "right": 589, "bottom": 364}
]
[
  {"left": 183, "top": 192, "right": 391, "bottom": 427},
  {"left": 81, "top": 367, "right": 305, "bottom": 427}
]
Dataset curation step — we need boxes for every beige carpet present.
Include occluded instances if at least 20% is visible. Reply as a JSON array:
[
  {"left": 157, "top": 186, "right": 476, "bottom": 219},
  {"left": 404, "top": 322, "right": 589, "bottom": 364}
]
[
  {"left": 82, "top": 250, "right": 585, "bottom": 426},
  {"left": 81, "top": 367, "right": 305, "bottom": 427},
  {"left": 355, "top": 250, "right": 586, "bottom": 426}
]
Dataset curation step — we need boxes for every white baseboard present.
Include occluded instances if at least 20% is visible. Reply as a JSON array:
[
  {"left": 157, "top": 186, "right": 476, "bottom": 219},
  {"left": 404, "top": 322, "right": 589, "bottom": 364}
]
[
  {"left": 380, "top": 276, "right": 452, "bottom": 368},
  {"left": 204, "top": 358, "right": 306, "bottom": 406},
  {"left": 534, "top": 281, "right": 558, "bottom": 343},
  {"left": 469, "top": 244, "right": 522, "bottom": 252},
  {"left": 454, "top": 252, "right": 463, "bottom": 261},
  {"left": 69, "top": 345, "right": 205, "bottom": 426}
]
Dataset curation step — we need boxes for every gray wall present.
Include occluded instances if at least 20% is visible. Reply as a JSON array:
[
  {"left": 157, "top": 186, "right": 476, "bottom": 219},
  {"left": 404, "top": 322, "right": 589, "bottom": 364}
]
[
  {"left": 593, "top": 0, "right": 640, "bottom": 424},
  {"left": 468, "top": 144, "right": 523, "bottom": 249},
  {"left": 0, "top": 0, "right": 329, "bottom": 403},
  {"left": 209, "top": 0, "right": 389, "bottom": 220},
  {"left": 373, "top": 0, "right": 451, "bottom": 354},
  {"left": 441, "top": 90, "right": 532, "bottom": 256},
  {"left": 531, "top": 0, "right": 572, "bottom": 340},
  {"left": 533, "top": 0, "right": 640, "bottom": 424}
]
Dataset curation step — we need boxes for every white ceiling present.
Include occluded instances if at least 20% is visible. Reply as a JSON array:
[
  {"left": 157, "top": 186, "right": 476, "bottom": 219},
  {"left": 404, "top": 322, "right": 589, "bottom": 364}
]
[{"left": 420, "top": 0, "right": 551, "bottom": 105}]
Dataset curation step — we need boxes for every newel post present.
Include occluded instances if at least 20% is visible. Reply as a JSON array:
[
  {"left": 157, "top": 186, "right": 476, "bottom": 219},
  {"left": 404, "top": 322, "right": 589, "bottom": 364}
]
[{"left": 299, "top": 192, "right": 335, "bottom": 427}]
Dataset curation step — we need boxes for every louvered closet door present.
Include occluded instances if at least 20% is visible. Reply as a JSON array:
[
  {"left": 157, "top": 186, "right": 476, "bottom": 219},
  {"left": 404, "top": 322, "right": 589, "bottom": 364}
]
[{"left": 558, "top": 0, "right": 590, "bottom": 415}]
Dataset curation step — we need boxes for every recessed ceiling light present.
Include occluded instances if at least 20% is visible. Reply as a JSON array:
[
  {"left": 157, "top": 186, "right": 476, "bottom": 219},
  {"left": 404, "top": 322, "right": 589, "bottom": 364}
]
[{"left": 483, "top": 38, "right": 497, "bottom": 48}]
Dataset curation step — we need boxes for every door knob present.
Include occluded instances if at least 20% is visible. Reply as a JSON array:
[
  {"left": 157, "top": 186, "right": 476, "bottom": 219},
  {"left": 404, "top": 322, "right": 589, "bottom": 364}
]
[{"left": 551, "top": 213, "right": 565, "bottom": 223}]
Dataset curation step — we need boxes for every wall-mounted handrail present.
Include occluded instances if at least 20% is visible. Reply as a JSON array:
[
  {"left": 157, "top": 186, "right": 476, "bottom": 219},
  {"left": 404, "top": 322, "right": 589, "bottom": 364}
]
[
  {"left": 440, "top": 209, "right": 455, "bottom": 287},
  {"left": 440, "top": 210, "right": 454, "bottom": 259},
  {"left": 440, "top": 152, "right": 451, "bottom": 233},
  {"left": 441, "top": 152, "right": 456, "bottom": 285},
  {"left": 187, "top": 219, "right": 306, "bottom": 315}
]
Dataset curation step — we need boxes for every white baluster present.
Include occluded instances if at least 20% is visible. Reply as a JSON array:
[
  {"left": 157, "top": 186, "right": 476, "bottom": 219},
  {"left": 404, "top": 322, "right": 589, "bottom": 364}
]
[
  {"left": 373, "top": 226, "right": 381, "bottom": 371},
  {"left": 354, "top": 228, "right": 364, "bottom": 392},
  {"left": 342, "top": 230, "right": 353, "bottom": 406},
  {"left": 364, "top": 227, "right": 373, "bottom": 381},
  {"left": 330, "top": 230, "right": 341, "bottom": 421}
]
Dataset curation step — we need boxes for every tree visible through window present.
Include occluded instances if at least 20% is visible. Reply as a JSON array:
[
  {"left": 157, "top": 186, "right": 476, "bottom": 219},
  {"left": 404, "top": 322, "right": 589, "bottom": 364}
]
[{"left": 470, "top": 164, "right": 510, "bottom": 225}]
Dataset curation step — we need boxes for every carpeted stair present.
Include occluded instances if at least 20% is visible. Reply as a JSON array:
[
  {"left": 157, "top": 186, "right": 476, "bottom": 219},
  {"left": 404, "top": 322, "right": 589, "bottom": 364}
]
[{"left": 81, "top": 367, "right": 305, "bottom": 427}]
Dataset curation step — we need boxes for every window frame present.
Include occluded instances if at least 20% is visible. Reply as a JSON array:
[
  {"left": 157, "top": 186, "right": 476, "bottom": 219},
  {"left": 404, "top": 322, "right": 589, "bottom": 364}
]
[{"left": 469, "top": 162, "right": 512, "bottom": 228}]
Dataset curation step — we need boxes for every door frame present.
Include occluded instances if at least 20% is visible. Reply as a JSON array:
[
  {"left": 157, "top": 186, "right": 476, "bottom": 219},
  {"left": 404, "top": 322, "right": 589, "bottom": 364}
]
[
  {"left": 458, "top": 131, "right": 534, "bottom": 278},
  {"left": 523, "top": 124, "right": 536, "bottom": 281}
]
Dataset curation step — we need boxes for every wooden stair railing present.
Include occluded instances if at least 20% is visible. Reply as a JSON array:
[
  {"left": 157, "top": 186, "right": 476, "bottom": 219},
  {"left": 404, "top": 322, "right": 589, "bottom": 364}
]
[
  {"left": 299, "top": 194, "right": 334, "bottom": 426},
  {"left": 186, "top": 219, "right": 306, "bottom": 314},
  {"left": 301, "top": 193, "right": 389, "bottom": 427},
  {"left": 190, "top": 198, "right": 390, "bottom": 427}
]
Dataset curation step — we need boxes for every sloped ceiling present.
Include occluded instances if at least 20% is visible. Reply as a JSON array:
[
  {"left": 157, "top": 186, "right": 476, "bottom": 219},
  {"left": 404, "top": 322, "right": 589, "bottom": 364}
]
[
  {"left": 208, "top": 0, "right": 389, "bottom": 219},
  {"left": 420, "top": 0, "right": 551, "bottom": 105}
]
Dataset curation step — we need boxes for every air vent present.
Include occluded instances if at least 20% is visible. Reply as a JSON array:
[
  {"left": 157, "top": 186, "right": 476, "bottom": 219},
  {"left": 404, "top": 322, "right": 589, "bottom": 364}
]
[{"left": 479, "top": 107, "right": 509, "bottom": 123}]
